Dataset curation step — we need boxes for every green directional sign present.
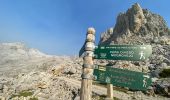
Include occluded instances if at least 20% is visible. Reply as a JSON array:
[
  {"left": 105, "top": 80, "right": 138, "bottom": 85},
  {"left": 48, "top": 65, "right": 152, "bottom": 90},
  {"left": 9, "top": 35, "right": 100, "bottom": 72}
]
[
  {"left": 93, "top": 66, "right": 152, "bottom": 91},
  {"left": 94, "top": 45, "right": 152, "bottom": 61},
  {"left": 93, "top": 66, "right": 107, "bottom": 83}
]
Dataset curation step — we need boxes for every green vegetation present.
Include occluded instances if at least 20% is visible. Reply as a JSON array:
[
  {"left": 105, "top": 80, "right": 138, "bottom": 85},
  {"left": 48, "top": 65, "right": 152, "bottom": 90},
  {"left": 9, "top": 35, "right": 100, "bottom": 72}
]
[
  {"left": 113, "top": 97, "right": 120, "bottom": 100},
  {"left": 159, "top": 69, "right": 170, "bottom": 78},
  {"left": 10, "top": 90, "right": 38, "bottom": 100},
  {"left": 11, "top": 91, "right": 33, "bottom": 98},
  {"left": 29, "top": 97, "right": 38, "bottom": 100},
  {"left": 18, "top": 91, "right": 33, "bottom": 97}
]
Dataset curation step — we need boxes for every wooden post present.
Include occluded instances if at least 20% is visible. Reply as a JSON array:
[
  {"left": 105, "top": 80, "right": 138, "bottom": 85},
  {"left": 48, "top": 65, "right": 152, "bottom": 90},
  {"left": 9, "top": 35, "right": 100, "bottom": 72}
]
[
  {"left": 106, "top": 84, "right": 113, "bottom": 100},
  {"left": 80, "top": 28, "right": 95, "bottom": 100}
]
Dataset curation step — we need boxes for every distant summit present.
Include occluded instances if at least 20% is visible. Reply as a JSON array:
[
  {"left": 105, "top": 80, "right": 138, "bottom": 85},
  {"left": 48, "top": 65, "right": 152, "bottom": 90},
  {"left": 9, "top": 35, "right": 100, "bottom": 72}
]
[
  {"left": 99, "top": 3, "right": 170, "bottom": 97},
  {"left": 99, "top": 3, "right": 170, "bottom": 45},
  {"left": 0, "top": 42, "right": 50, "bottom": 59},
  {"left": 0, "top": 42, "right": 53, "bottom": 77}
]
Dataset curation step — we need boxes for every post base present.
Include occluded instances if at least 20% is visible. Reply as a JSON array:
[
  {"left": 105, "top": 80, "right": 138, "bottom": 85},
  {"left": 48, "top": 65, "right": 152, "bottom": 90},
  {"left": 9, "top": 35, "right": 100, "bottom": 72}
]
[{"left": 105, "top": 98, "right": 113, "bottom": 100}]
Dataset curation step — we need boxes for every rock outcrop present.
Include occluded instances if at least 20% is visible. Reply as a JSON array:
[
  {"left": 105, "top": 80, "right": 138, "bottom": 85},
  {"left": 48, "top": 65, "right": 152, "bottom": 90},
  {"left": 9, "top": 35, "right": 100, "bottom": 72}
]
[
  {"left": 100, "top": 3, "right": 170, "bottom": 45},
  {"left": 99, "top": 3, "right": 170, "bottom": 97}
]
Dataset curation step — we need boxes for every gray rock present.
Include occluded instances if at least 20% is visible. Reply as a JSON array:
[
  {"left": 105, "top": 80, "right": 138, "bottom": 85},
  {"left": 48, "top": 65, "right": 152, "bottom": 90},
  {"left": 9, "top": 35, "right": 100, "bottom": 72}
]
[
  {"left": 150, "top": 69, "right": 161, "bottom": 78},
  {"left": 69, "top": 68, "right": 77, "bottom": 75},
  {"left": 37, "top": 97, "right": 47, "bottom": 100},
  {"left": 155, "top": 78, "right": 170, "bottom": 96},
  {"left": 160, "top": 63, "right": 168, "bottom": 69},
  {"left": 2, "top": 85, "right": 8, "bottom": 93},
  {"left": 0, "top": 96, "right": 5, "bottom": 100},
  {"left": 153, "top": 37, "right": 159, "bottom": 43},
  {"left": 74, "top": 96, "right": 80, "bottom": 100},
  {"left": 0, "top": 84, "right": 3, "bottom": 90},
  {"left": 148, "top": 64, "right": 156, "bottom": 70}
]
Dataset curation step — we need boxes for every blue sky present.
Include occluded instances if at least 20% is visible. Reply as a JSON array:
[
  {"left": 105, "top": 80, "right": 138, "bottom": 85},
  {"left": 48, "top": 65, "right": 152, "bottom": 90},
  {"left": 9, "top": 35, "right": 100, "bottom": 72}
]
[{"left": 0, "top": 0, "right": 170, "bottom": 56}]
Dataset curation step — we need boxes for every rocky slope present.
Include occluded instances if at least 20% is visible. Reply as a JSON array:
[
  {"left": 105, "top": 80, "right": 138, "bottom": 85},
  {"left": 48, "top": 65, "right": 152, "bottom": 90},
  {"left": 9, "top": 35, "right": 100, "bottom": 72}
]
[
  {"left": 99, "top": 3, "right": 170, "bottom": 98},
  {"left": 0, "top": 42, "right": 53, "bottom": 77},
  {"left": 0, "top": 41, "right": 169, "bottom": 100},
  {"left": 0, "top": 42, "right": 83, "bottom": 100}
]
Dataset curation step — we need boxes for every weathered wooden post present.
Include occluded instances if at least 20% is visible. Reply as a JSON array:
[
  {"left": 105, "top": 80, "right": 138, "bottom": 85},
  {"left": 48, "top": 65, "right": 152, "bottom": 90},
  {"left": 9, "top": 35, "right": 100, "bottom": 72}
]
[
  {"left": 80, "top": 27, "right": 95, "bottom": 100},
  {"left": 106, "top": 84, "right": 113, "bottom": 100}
]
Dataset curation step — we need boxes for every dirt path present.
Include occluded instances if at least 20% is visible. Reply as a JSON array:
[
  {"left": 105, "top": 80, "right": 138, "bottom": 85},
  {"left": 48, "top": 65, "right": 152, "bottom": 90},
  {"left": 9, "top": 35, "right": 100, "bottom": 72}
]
[{"left": 57, "top": 77, "right": 168, "bottom": 100}]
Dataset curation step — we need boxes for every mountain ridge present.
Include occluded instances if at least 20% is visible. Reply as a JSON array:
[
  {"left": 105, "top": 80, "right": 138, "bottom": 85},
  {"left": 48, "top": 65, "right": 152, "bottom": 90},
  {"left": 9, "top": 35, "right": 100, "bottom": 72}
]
[{"left": 99, "top": 3, "right": 170, "bottom": 45}]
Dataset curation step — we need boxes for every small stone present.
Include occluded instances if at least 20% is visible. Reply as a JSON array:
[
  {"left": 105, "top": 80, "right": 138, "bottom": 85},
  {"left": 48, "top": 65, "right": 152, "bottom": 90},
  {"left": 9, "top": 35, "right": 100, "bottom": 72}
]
[
  {"left": 38, "top": 97, "right": 47, "bottom": 100},
  {"left": 153, "top": 37, "right": 159, "bottom": 43},
  {"left": 0, "top": 96, "right": 5, "bottom": 100},
  {"left": 36, "top": 82, "right": 48, "bottom": 89},
  {"left": 151, "top": 77, "right": 158, "bottom": 82},
  {"left": 155, "top": 78, "right": 170, "bottom": 96},
  {"left": 70, "top": 68, "right": 76, "bottom": 74},
  {"left": 160, "top": 63, "right": 168, "bottom": 69},
  {"left": 2, "top": 85, "right": 8, "bottom": 93},
  {"left": 37, "top": 92, "right": 49, "bottom": 99},
  {"left": 150, "top": 69, "right": 161, "bottom": 78},
  {"left": 0, "top": 84, "right": 3, "bottom": 90},
  {"left": 74, "top": 96, "right": 80, "bottom": 100}
]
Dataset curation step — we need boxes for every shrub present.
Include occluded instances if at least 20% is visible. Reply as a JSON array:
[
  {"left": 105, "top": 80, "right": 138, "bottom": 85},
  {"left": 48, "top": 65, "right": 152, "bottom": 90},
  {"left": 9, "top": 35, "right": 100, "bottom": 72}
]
[{"left": 159, "top": 69, "right": 170, "bottom": 78}]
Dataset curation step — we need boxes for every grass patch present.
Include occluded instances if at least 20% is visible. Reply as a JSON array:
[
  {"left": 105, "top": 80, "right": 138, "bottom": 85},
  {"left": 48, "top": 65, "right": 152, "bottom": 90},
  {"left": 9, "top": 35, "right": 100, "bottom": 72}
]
[
  {"left": 29, "top": 97, "right": 38, "bottom": 100},
  {"left": 113, "top": 97, "right": 120, "bottom": 100},
  {"left": 159, "top": 69, "right": 170, "bottom": 78},
  {"left": 18, "top": 91, "right": 33, "bottom": 97},
  {"left": 11, "top": 90, "right": 33, "bottom": 98}
]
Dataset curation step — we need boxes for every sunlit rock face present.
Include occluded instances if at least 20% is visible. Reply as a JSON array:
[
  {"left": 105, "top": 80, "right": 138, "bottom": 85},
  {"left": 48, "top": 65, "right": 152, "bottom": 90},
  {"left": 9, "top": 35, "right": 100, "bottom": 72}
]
[
  {"left": 127, "top": 3, "right": 146, "bottom": 33},
  {"left": 99, "top": 3, "right": 170, "bottom": 97},
  {"left": 99, "top": 3, "right": 170, "bottom": 45}
]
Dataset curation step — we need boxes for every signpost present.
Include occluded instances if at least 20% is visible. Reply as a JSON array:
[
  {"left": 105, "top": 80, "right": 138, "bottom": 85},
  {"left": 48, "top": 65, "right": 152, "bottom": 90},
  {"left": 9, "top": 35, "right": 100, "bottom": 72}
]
[
  {"left": 79, "top": 28, "right": 153, "bottom": 100},
  {"left": 93, "top": 66, "right": 152, "bottom": 91},
  {"left": 80, "top": 28, "right": 95, "bottom": 100},
  {"left": 94, "top": 45, "right": 152, "bottom": 61}
]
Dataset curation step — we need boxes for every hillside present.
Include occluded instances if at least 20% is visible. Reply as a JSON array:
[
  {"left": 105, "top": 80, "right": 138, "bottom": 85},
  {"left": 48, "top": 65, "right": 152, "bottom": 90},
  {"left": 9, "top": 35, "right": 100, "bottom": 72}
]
[{"left": 0, "top": 42, "right": 168, "bottom": 100}]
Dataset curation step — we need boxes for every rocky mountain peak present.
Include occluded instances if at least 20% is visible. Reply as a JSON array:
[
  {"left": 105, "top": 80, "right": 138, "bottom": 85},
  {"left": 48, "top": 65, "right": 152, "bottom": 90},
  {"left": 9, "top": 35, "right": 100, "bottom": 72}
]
[
  {"left": 98, "top": 4, "right": 170, "bottom": 98},
  {"left": 100, "top": 3, "right": 170, "bottom": 45},
  {"left": 130, "top": 3, "right": 143, "bottom": 14},
  {"left": 127, "top": 3, "right": 146, "bottom": 33}
]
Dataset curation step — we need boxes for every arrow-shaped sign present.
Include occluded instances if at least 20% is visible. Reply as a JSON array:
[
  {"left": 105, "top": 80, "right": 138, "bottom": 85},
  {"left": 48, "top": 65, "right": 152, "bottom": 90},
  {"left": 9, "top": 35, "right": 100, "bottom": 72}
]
[{"left": 94, "top": 45, "right": 152, "bottom": 61}]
